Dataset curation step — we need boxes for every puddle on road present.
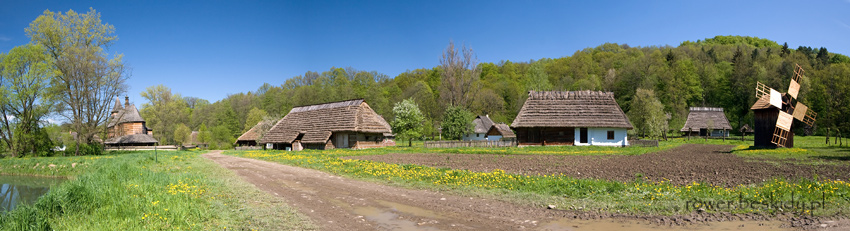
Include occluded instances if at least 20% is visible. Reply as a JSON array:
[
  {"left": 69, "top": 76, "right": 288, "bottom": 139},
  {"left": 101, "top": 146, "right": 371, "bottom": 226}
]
[
  {"left": 353, "top": 206, "right": 440, "bottom": 231},
  {"left": 538, "top": 218, "right": 791, "bottom": 231},
  {"left": 375, "top": 200, "right": 449, "bottom": 220}
]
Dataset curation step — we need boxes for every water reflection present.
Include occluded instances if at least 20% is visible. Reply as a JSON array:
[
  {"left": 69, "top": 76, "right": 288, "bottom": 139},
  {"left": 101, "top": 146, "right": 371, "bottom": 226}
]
[{"left": 0, "top": 175, "right": 65, "bottom": 214}]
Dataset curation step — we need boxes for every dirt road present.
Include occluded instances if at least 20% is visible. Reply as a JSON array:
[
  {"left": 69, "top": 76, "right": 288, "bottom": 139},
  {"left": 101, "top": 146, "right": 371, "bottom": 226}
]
[{"left": 203, "top": 151, "right": 798, "bottom": 231}]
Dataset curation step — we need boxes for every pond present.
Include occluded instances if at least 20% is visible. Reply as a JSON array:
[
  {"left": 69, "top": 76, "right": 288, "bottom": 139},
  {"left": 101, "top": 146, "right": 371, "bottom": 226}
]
[{"left": 0, "top": 175, "right": 66, "bottom": 214}]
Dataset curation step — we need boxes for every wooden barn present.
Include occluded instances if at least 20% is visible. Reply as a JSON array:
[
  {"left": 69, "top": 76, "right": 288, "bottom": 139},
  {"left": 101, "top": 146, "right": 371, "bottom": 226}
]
[
  {"left": 235, "top": 120, "right": 273, "bottom": 147},
  {"left": 751, "top": 94, "right": 794, "bottom": 148},
  {"left": 680, "top": 107, "right": 733, "bottom": 137},
  {"left": 511, "top": 91, "right": 632, "bottom": 147},
  {"left": 104, "top": 96, "right": 158, "bottom": 147},
  {"left": 259, "top": 99, "right": 395, "bottom": 150}
]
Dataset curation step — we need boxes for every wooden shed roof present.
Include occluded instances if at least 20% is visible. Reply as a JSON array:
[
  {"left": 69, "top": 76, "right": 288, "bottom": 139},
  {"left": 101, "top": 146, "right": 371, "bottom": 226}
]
[
  {"left": 511, "top": 91, "right": 633, "bottom": 129},
  {"left": 259, "top": 99, "right": 392, "bottom": 144},
  {"left": 680, "top": 107, "right": 733, "bottom": 132},
  {"left": 488, "top": 123, "right": 516, "bottom": 138}
]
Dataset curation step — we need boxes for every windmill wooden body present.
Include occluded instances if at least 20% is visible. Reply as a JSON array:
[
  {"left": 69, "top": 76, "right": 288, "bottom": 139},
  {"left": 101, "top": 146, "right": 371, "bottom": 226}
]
[{"left": 750, "top": 64, "right": 817, "bottom": 148}]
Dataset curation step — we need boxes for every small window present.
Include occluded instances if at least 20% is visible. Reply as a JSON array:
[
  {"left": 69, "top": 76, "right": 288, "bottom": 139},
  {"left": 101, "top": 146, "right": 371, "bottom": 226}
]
[
  {"left": 477, "top": 134, "right": 480, "bottom": 137},
  {"left": 607, "top": 131, "right": 615, "bottom": 140}
]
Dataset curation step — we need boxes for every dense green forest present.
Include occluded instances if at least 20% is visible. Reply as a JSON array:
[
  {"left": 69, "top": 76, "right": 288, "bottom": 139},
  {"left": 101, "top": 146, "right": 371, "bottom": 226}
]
[{"left": 131, "top": 35, "right": 850, "bottom": 148}]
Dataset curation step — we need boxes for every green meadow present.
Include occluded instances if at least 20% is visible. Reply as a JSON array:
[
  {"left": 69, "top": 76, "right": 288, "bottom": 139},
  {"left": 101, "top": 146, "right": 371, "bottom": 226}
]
[{"left": 0, "top": 151, "right": 314, "bottom": 231}]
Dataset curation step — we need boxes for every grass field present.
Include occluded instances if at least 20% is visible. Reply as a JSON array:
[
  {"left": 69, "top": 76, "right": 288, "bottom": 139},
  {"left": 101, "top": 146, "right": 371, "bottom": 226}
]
[
  {"left": 0, "top": 151, "right": 315, "bottom": 231},
  {"left": 731, "top": 136, "right": 850, "bottom": 163},
  {"left": 227, "top": 136, "right": 850, "bottom": 217}
]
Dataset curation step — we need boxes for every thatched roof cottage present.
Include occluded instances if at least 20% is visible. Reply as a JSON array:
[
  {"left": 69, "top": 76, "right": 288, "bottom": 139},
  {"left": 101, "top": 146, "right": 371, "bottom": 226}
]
[
  {"left": 462, "top": 115, "right": 516, "bottom": 141},
  {"left": 104, "top": 96, "right": 158, "bottom": 146},
  {"left": 259, "top": 99, "right": 394, "bottom": 150},
  {"left": 511, "top": 91, "right": 632, "bottom": 146},
  {"left": 462, "top": 115, "right": 495, "bottom": 141},
  {"left": 680, "top": 107, "right": 733, "bottom": 137}
]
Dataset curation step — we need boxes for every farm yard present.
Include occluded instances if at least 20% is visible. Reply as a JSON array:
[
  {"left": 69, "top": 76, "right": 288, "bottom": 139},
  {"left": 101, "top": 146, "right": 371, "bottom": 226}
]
[
  {"left": 1, "top": 136, "right": 849, "bottom": 230},
  {"left": 216, "top": 136, "right": 850, "bottom": 230}
]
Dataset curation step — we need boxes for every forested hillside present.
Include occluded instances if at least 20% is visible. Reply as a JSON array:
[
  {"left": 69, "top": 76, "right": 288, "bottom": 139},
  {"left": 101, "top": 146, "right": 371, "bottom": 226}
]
[{"left": 139, "top": 36, "right": 850, "bottom": 148}]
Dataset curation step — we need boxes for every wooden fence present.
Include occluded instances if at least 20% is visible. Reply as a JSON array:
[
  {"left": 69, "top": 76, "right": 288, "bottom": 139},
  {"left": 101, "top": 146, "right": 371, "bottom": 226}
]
[
  {"left": 628, "top": 139, "right": 659, "bottom": 147},
  {"left": 234, "top": 146, "right": 263, "bottom": 150},
  {"left": 424, "top": 140, "right": 517, "bottom": 148},
  {"left": 105, "top": 145, "right": 178, "bottom": 151}
]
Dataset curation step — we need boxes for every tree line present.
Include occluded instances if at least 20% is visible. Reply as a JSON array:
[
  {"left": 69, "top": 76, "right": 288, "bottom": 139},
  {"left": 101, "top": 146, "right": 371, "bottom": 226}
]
[
  {"left": 2, "top": 9, "right": 849, "bottom": 157},
  {"left": 140, "top": 36, "right": 850, "bottom": 148}
]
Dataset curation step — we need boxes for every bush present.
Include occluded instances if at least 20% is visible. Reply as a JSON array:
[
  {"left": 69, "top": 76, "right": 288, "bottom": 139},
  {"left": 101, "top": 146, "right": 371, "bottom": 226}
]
[{"left": 63, "top": 143, "right": 104, "bottom": 156}]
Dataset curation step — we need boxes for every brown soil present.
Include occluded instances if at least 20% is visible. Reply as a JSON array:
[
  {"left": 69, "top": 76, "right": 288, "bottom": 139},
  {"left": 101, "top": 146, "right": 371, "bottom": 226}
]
[
  {"left": 348, "top": 144, "right": 850, "bottom": 187},
  {"left": 204, "top": 151, "right": 849, "bottom": 231}
]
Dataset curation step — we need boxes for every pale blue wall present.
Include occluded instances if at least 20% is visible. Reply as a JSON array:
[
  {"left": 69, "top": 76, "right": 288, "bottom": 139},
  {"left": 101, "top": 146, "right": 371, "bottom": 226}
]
[
  {"left": 462, "top": 133, "right": 488, "bottom": 141},
  {"left": 574, "top": 128, "right": 628, "bottom": 147}
]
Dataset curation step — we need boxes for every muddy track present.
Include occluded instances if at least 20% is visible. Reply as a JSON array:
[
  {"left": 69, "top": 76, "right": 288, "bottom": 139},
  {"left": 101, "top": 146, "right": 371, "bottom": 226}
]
[
  {"left": 349, "top": 144, "right": 850, "bottom": 187},
  {"left": 202, "top": 151, "right": 815, "bottom": 231}
]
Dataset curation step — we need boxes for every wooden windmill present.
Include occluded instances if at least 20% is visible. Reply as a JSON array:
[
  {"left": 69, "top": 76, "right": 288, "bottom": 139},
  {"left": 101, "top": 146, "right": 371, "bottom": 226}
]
[{"left": 751, "top": 64, "right": 817, "bottom": 148}]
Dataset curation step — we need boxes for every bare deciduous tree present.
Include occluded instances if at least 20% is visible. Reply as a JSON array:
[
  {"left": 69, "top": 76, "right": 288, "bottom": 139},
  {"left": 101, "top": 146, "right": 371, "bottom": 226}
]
[{"left": 439, "top": 41, "right": 481, "bottom": 108}]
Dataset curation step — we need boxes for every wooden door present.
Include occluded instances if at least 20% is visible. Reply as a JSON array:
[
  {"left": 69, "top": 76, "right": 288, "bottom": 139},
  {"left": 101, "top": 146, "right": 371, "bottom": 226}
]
[{"left": 579, "top": 128, "right": 588, "bottom": 144}]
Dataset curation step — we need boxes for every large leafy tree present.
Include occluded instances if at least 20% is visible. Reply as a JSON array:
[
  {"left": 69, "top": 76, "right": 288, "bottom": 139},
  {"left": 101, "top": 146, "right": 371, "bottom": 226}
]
[
  {"left": 173, "top": 123, "right": 191, "bottom": 145},
  {"left": 140, "top": 84, "right": 190, "bottom": 145},
  {"left": 26, "top": 8, "right": 128, "bottom": 155},
  {"left": 628, "top": 88, "right": 667, "bottom": 138},
  {"left": 441, "top": 106, "right": 474, "bottom": 140},
  {"left": 391, "top": 99, "right": 425, "bottom": 146},
  {"left": 243, "top": 107, "right": 268, "bottom": 133},
  {"left": 0, "top": 44, "right": 55, "bottom": 157}
]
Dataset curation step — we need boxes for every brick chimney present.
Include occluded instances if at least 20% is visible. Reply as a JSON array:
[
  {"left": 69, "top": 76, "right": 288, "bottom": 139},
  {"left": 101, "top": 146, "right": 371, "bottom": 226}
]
[{"left": 124, "top": 96, "right": 129, "bottom": 108}]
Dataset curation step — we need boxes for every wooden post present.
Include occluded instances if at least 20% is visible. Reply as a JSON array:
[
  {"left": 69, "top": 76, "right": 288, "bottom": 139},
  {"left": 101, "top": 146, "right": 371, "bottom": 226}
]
[
  {"left": 688, "top": 127, "right": 691, "bottom": 140},
  {"left": 723, "top": 129, "right": 726, "bottom": 141},
  {"left": 826, "top": 128, "right": 830, "bottom": 145}
]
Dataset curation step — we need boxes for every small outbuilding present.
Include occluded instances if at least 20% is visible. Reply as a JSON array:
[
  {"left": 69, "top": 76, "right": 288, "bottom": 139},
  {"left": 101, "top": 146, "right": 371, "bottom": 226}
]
[
  {"left": 486, "top": 123, "right": 516, "bottom": 141},
  {"left": 462, "top": 115, "right": 495, "bottom": 141},
  {"left": 680, "top": 107, "right": 733, "bottom": 137},
  {"left": 511, "top": 91, "right": 632, "bottom": 147},
  {"left": 259, "top": 99, "right": 395, "bottom": 150}
]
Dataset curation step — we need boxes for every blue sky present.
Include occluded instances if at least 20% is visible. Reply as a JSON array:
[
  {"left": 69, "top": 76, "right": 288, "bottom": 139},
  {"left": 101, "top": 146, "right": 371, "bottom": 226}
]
[{"left": 1, "top": 0, "right": 849, "bottom": 104}]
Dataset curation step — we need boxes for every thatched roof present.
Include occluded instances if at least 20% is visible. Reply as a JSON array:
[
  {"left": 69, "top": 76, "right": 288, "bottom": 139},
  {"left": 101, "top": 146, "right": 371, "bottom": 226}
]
[
  {"left": 236, "top": 120, "right": 273, "bottom": 142},
  {"left": 680, "top": 107, "right": 733, "bottom": 132},
  {"left": 260, "top": 99, "right": 392, "bottom": 144},
  {"left": 104, "top": 134, "right": 157, "bottom": 145},
  {"left": 472, "top": 115, "right": 495, "bottom": 134},
  {"left": 488, "top": 123, "right": 516, "bottom": 138},
  {"left": 511, "top": 91, "right": 633, "bottom": 129},
  {"left": 107, "top": 98, "right": 145, "bottom": 128}
]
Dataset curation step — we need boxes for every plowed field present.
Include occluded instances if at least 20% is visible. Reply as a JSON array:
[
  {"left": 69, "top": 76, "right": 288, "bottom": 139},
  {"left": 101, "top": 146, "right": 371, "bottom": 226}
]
[{"left": 348, "top": 144, "right": 850, "bottom": 186}]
